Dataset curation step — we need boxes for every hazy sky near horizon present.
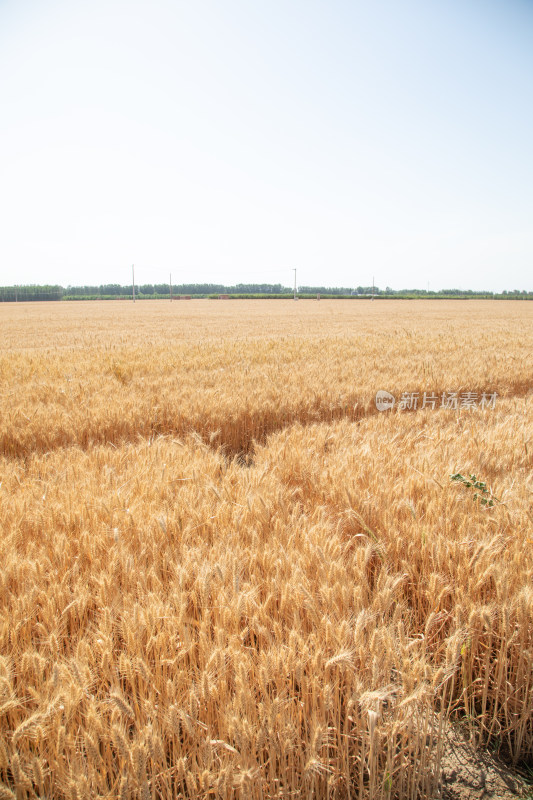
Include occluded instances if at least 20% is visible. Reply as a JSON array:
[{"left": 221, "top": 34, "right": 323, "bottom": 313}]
[{"left": 1, "top": 0, "right": 532, "bottom": 292}]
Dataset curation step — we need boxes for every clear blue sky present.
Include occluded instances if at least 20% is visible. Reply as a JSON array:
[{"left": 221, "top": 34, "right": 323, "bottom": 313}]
[{"left": 1, "top": 0, "right": 532, "bottom": 291}]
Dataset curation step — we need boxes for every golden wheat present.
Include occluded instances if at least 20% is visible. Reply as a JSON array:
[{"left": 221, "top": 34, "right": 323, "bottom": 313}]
[{"left": 0, "top": 299, "right": 531, "bottom": 799}]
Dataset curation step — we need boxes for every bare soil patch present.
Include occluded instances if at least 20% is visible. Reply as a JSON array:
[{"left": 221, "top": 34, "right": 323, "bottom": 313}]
[{"left": 438, "top": 723, "right": 531, "bottom": 799}]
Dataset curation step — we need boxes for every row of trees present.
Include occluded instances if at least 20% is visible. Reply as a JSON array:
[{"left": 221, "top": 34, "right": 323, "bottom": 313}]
[
  {"left": 0, "top": 285, "right": 63, "bottom": 301},
  {"left": 58, "top": 284, "right": 533, "bottom": 298},
  {"left": 0, "top": 284, "right": 531, "bottom": 301}
]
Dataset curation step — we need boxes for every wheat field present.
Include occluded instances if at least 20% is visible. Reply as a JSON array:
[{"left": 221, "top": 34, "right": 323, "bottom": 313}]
[{"left": 0, "top": 299, "right": 531, "bottom": 799}]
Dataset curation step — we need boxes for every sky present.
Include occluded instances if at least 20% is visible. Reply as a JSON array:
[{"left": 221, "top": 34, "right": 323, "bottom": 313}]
[{"left": 1, "top": 0, "right": 532, "bottom": 292}]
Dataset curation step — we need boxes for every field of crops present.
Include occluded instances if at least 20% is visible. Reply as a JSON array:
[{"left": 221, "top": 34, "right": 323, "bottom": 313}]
[{"left": 1, "top": 299, "right": 532, "bottom": 799}]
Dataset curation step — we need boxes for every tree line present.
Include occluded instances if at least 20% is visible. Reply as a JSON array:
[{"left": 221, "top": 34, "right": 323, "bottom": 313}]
[{"left": 0, "top": 283, "right": 531, "bottom": 301}]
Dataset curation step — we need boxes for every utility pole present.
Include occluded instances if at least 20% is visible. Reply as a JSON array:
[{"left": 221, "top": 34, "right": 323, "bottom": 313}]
[
  {"left": 170, "top": 272, "right": 173, "bottom": 301},
  {"left": 371, "top": 275, "right": 374, "bottom": 301},
  {"left": 293, "top": 268, "right": 297, "bottom": 301},
  {"left": 132, "top": 265, "right": 135, "bottom": 302}
]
